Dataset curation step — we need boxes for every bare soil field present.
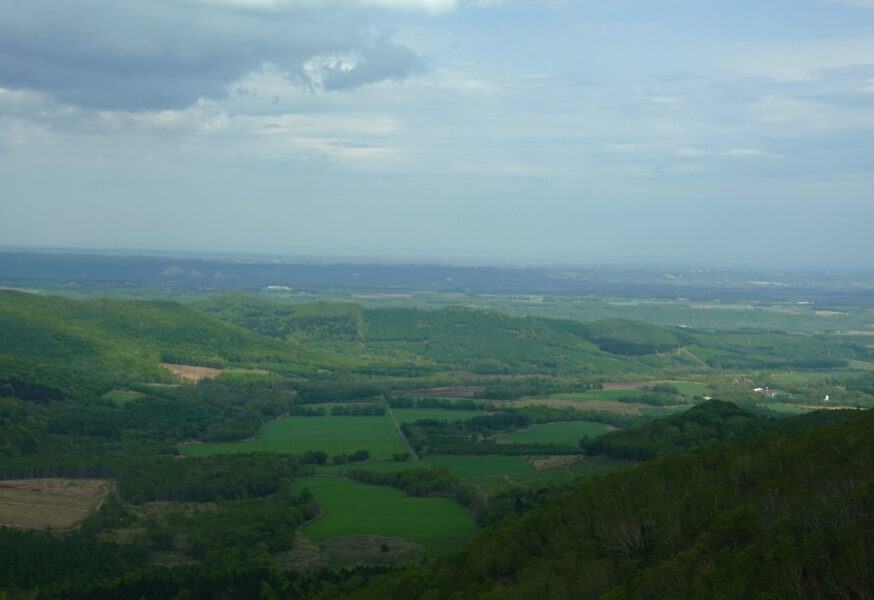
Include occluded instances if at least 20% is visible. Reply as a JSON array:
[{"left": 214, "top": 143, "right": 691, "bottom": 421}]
[
  {"left": 602, "top": 382, "right": 649, "bottom": 391},
  {"left": 160, "top": 363, "right": 225, "bottom": 382},
  {"left": 528, "top": 455, "right": 584, "bottom": 471},
  {"left": 0, "top": 479, "right": 111, "bottom": 531}
]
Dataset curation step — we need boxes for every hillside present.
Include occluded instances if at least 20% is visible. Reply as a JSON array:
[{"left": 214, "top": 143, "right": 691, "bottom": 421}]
[
  {"left": 350, "top": 408, "right": 874, "bottom": 600},
  {"left": 580, "top": 399, "right": 863, "bottom": 460},
  {"left": 190, "top": 294, "right": 874, "bottom": 379},
  {"left": 581, "top": 318, "right": 683, "bottom": 355},
  {"left": 0, "top": 290, "right": 309, "bottom": 397},
  {"left": 192, "top": 294, "right": 692, "bottom": 375},
  {"left": 192, "top": 293, "right": 365, "bottom": 342}
]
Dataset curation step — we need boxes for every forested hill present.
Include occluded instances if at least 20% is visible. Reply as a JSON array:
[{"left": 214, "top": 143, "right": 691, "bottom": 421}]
[
  {"left": 349, "top": 407, "right": 874, "bottom": 600},
  {"left": 193, "top": 293, "right": 687, "bottom": 375},
  {"left": 194, "top": 294, "right": 873, "bottom": 374},
  {"left": 0, "top": 290, "right": 310, "bottom": 397},
  {"left": 195, "top": 293, "right": 681, "bottom": 354},
  {"left": 581, "top": 399, "right": 863, "bottom": 460},
  {"left": 193, "top": 293, "right": 365, "bottom": 341}
]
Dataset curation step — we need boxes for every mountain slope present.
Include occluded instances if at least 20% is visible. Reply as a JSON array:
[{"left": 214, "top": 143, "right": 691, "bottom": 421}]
[
  {"left": 352, "top": 408, "right": 874, "bottom": 600},
  {"left": 0, "top": 290, "right": 306, "bottom": 397}
]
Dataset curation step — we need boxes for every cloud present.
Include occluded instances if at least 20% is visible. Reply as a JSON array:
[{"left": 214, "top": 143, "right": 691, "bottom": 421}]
[
  {"left": 0, "top": 0, "right": 427, "bottom": 110},
  {"left": 320, "top": 35, "right": 424, "bottom": 90}
]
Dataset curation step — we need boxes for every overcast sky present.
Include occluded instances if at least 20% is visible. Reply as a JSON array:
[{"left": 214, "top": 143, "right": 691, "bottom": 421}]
[{"left": 1, "top": 0, "right": 873, "bottom": 267}]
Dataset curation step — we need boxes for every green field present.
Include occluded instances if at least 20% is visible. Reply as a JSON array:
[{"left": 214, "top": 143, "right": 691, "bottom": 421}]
[
  {"left": 425, "top": 455, "right": 532, "bottom": 478},
  {"left": 848, "top": 360, "right": 874, "bottom": 371},
  {"left": 551, "top": 390, "right": 649, "bottom": 402},
  {"left": 180, "top": 415, "right": 407, "bottom": 458},
  {"left": 495, "top": 421, "right": 609, "bottom": 445},
  {"left": 771, "top": 372, "right": 838, "bottom": 385},
  {"left": 390, "top": 408, "right": 487, "bottom": 424},
  {"left": 102, "top": 390, "right": 141, "bottom": 406},
  {"left": 313, "top": 460, "right": 423, "bottom": 475},
  {"left": 298, "top": 477, "right": 476, "bottom": 550}
]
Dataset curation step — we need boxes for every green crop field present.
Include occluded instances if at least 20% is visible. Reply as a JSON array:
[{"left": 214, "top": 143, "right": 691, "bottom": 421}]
[
  {"left": 495, "top": 421, "right": 609, "bottom": 445},
  {"left": 313, "top": 460, "right": 422, "bottom": 475},
  {"left": 102, "top": 390, "right": 141, "bottom": 406},
  {"left": 425, "top": 455, "right": 532, "bottom": 478},
  {"left": 765, "top": 403, "right": 810, "bottom": 415},
  {"left": 179, "top": 415, "right": 407, "bottom": 458},
  {"left": 298, "top": 477, "right": 476, "bottom": 549},
  {"left": 551, "top": 390, "right": 649, "bottom": 402},
  {"left": 390, "top": 408, "right": 487, "bottom": 424},
  {"left": 771, "top": 371, "right": 839, "bottom": 385}
]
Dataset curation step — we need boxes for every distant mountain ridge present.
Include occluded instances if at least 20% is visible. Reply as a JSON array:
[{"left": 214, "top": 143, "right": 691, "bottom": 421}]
[{"left": 4, "top": 251, "right": 874, "bottom": 302}]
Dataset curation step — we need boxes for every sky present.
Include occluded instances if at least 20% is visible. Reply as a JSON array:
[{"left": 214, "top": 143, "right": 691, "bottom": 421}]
[{"left": 1, "top": 0, "right": 873, "bottom": 267}]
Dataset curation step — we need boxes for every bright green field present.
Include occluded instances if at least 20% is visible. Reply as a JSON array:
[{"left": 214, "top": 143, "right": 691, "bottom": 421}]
[
  {"left": 298, "top": 477, "right": 476, "bottom": 545},
  {"left": 495, "top": 421, "right": 609, "bottom": 445},
  {"left": 391, "top": 408, "right": 486, "bottom": 424},
  {"left": 426, "top": 455, "right": 532, "bottom": 478},
  {"left": 180, "top": 415, "right": 406, "bottom": 458},
  {"left": 218, "top": 368, "right": 276, "bottom": 380}
]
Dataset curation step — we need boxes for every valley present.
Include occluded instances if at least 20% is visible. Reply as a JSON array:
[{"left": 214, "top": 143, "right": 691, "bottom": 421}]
[{"left": 0, "top": 258, "right": 873, "bottom": 598}]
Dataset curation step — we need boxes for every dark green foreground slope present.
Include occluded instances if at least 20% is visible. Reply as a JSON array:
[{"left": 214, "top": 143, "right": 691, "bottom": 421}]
[{"left": 349, "top": 408, "right": 874, "bottom": 600}]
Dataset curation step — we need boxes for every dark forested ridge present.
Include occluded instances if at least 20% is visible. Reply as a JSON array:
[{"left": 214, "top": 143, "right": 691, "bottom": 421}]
[
  {"left": 580, "top": 399, "right": 863, "bottom": 461},
  {"left": 348, "top": 408, "right": 874, "bottom": 600}
]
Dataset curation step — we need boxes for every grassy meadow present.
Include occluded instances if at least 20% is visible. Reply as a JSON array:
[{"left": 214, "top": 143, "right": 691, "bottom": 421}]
[
  {"left": 297, "top": 477, "right": 476, "bottom": 548},
  {"left": 313, "top": 461, "right": 423, "bottom": 475},
  {"left": 390, "top": 408, "right": 487, "bottom": 424},
  {"left": 425, "top": 455, "right": 532, "bottom": 479},
  {"left": 102, "top": 390, "right": 142, "bottom": 406},
  {"left": 180, "top": 415, "right": 407, "bottom": 458}
]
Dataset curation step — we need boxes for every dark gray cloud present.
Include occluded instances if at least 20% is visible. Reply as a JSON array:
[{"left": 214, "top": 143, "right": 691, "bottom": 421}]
[
  {"left": 0, "top": 0, "right": 422, "bottom": 110},
  {"left": 321, "top": 35, "right": 424, "bottom": 90}
]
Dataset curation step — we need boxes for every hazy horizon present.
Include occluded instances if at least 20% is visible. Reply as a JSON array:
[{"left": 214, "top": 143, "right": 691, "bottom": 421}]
[{"left": 4, "top": 244, "right": 874, "bottom": 275}]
